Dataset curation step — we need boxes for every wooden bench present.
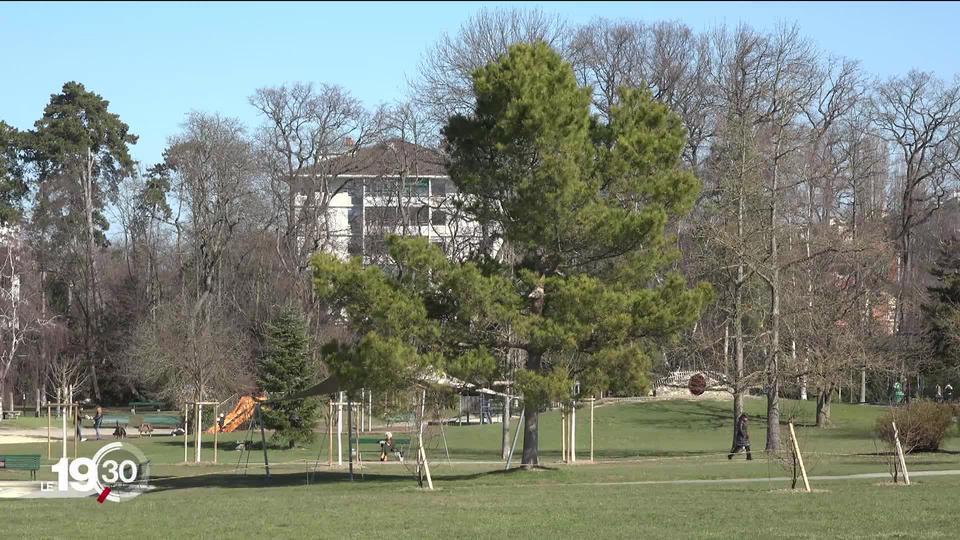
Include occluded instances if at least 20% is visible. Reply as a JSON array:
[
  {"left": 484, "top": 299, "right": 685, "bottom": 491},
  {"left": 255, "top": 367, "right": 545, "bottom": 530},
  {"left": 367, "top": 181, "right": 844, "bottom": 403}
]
[
  {"left": 2, "top": 410, "right": 22, "bottom": 420},
  {"left": 129, "top": 401, "right": 165, "bottom": 413},
  {"left": 0, "top": 454, "right": 41, "bottom": 480}
]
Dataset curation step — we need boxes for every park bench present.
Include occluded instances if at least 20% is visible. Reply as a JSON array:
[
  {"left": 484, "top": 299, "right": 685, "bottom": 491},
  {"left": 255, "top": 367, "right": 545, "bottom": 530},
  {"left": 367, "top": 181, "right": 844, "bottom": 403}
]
[
  {"left": 82, "top": 414, "right": 130, "bottom": 428},
  {"left": 129, "top": 401, "right": 165, "bottom": 413},
  {"left": 82, "top": 414, "right": 180, "bottom": 435},
  {"left": 356, "top": 436, "right": 411, "bottom": 461},
  {"left": 0, "top": 454, "right": 41, "bottom": 480},
  {"left": 141, "top": 415, "right": 181, "bottom": 434},
  {"left": 2, "top": 410, "right": 22, "bottom": 420}
]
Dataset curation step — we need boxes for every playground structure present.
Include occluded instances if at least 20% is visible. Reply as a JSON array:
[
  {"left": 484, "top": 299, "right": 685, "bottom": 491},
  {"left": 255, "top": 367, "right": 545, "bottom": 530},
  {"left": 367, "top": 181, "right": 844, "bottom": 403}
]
[{"left": 206, "top": 395, "right": 264, "bottom": 434}]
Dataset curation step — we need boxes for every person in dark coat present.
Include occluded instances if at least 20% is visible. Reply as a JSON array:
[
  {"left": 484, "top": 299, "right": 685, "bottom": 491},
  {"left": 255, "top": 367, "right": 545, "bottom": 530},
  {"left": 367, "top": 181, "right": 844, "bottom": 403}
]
[{"left": 728, "top": 413, "right": 752, "bottom": 460}]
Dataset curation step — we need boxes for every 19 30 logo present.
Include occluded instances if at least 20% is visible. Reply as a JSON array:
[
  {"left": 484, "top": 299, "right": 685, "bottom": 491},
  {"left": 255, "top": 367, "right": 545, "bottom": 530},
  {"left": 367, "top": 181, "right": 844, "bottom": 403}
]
[{"left": 42, "top": 442, "right": 150, "bottom": 502}]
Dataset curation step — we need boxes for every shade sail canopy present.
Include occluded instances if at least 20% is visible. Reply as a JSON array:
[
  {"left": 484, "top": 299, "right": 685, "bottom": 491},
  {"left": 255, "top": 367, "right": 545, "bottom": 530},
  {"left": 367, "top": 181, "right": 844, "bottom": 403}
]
[{"left": 287, "top": 371, "right": 509, "bottom": 401}]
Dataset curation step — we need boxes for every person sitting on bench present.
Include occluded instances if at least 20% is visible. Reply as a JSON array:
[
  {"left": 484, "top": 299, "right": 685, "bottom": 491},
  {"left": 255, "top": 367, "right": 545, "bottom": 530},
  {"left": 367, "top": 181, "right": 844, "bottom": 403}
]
[{"left": 380, "top": 432, "right": 399, "bottom": 462}]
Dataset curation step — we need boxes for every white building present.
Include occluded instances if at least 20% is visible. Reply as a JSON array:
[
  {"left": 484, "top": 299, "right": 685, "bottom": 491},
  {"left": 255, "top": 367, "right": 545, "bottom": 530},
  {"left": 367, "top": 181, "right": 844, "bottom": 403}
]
[{"left": 299, "top": 138, "right": 487, "bottom": 266}]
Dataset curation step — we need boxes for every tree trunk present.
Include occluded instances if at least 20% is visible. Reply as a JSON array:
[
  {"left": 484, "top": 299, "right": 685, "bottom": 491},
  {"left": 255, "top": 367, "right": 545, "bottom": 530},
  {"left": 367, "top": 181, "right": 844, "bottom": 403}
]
[
  {"left": 521, "top": 281, "right": 545, "bottom": 466},
  {"left": 82, "top": 147, "right": 102, "bottom": 401},
  {"left": 816, "top": 386, "right": 833, "bottom": 427},
  {"left": 732, "top": 144, "right": 747, "bottom": 451},
  {"left": 765, "top": 132, "right": 783, "bottom": 453},
  {"left": 520, "top": 402, "right": 539, "bottom": 467}
]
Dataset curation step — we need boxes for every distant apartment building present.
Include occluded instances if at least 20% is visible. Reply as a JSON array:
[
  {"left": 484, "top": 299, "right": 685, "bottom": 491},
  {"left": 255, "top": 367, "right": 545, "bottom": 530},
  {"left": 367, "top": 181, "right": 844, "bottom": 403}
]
[{"left": 296, "top": 138, "right": 486, "bottom": 266}]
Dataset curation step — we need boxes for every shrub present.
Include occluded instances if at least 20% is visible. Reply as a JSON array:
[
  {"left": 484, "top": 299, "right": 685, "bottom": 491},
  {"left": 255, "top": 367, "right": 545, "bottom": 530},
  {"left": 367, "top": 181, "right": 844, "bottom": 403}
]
[{"left": 876, "top": 401, "right": 955, "bottom": 452}]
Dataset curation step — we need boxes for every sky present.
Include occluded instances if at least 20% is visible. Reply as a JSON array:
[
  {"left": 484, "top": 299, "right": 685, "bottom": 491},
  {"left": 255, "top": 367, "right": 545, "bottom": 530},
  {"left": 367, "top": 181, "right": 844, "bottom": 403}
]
[{"left": 2, "top": 1, "right": 959, "bottom": 168}]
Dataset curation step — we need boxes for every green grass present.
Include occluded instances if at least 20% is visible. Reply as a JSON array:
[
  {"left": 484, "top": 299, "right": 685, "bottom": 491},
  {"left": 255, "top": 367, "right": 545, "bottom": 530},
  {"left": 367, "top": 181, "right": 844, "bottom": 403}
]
[{"left": 1, "top": 397, "right": 958, "bottom": 538}]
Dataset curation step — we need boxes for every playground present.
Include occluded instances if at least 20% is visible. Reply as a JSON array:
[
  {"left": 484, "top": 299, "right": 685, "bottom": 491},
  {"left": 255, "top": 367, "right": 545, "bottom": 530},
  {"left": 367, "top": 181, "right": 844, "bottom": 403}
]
[{"left": 0, "top": 396, "right": 958, "bottom": 538}]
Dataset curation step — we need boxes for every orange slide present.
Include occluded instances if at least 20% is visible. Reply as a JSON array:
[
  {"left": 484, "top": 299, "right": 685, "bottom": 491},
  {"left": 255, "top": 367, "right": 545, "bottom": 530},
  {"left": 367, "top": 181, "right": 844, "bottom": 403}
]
[{"left": 206, "top": 395, "right": 266, "bottom": 434}]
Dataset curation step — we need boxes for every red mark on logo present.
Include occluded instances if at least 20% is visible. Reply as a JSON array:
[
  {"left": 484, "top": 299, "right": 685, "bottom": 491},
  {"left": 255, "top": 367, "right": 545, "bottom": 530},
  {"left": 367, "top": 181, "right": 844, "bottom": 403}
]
[{"left": 97, "top": 487, "right": 111, "bottom": 504}]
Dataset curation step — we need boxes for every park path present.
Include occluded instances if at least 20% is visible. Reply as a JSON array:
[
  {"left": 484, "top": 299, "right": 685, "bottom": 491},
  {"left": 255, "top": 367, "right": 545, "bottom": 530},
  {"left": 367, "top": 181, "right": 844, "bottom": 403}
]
[{"left": 539, "top": 468, "right": 960, "bottom": 488}]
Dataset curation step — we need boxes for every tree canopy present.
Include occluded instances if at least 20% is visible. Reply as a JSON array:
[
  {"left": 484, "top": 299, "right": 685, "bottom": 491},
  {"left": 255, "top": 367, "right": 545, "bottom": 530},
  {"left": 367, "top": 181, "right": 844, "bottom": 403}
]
[{"left": 313, "top": 42, "right": 709, "bottom": 465}]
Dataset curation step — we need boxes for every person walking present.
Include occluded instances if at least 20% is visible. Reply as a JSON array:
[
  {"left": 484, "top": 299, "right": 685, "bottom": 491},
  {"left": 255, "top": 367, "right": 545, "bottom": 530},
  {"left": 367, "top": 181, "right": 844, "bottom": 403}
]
[
  {"left": 93, "top": 405, "right": 104, "bottom": 441},
  {"left": 728, "top": 413, "right": 752, "bottom": 461},
  {"left": 75, "top": 409, "right": 85, "bottom": 443}
]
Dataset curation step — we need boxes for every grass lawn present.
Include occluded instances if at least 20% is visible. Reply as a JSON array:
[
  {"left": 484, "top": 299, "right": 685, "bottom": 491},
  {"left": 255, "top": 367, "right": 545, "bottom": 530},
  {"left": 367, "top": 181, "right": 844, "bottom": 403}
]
[{"left": 1, "top": 397, "right": 958, "bottom": 538}]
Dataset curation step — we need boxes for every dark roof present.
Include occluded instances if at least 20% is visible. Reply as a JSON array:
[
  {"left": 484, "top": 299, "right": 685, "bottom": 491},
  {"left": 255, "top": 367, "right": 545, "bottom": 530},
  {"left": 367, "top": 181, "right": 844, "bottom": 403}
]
[{"left": 313, "top": 138, "right": 448, "bottom": 178}]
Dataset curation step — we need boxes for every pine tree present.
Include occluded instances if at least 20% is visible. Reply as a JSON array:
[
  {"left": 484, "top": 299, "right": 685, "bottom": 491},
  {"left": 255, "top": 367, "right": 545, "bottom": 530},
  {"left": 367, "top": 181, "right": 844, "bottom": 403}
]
[
  {"left": 313, "top": 42, "right": 708, "bottom": 466},
  {"left": 923, "top": 238, "right": 960, "bottom": 379},
  {"left": 257, "top": 308, "right": 319, "bottom": 448}
]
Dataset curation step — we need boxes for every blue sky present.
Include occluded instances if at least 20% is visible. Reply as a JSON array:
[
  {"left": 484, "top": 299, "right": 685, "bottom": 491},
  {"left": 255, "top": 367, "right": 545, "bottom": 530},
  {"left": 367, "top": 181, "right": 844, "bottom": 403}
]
[{"left": 2, "top": 1, "right": 958, "bottom": 167}]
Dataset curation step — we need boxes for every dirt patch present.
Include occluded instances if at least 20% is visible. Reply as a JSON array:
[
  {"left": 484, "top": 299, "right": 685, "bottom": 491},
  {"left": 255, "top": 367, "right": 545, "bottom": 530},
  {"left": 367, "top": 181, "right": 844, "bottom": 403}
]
[{"left": 769, "top": 488, "right": 831, "bottom": 494}]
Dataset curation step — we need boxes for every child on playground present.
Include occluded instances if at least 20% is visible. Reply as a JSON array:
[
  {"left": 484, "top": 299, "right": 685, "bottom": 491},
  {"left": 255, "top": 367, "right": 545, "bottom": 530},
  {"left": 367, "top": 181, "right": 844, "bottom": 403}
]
[{"left": 728, "top": 413, "right": 752, "bottom": 461}]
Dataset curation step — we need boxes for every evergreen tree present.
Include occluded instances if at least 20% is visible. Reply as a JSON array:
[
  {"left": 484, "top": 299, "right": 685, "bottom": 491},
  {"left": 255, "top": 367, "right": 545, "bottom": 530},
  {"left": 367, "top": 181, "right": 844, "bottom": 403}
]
[
  {"left": 0, "top": 121, "right": 28, "bottom": 225},
  {"left": 26, "top": 81, "right": 137, "bottom": 400},
  {"left": 257, "top": 308, "right": 320, "bottom": 448},
  {"left": 313, "top": 42, "right": 708, "bottom": 466},
  {"left": 923, "top": 238, "right": 960, "bottom": 379}
]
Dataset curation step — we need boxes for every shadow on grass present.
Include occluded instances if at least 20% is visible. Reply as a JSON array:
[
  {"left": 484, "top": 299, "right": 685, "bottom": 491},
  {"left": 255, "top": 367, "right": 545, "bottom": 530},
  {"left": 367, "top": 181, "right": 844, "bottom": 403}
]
[{"left": 147, "top": 465, "right": 558, "bottom": 494}]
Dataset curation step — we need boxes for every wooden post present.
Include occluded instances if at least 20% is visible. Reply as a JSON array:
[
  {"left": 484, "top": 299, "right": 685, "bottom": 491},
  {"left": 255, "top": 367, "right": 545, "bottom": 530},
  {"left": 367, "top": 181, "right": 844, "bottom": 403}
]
[
  {"left": 327, "top": 400, "right": 333, "bottom": 466},
  {"left": 892, "top": 421, "right": 911, "bottom": 485},
  {"left": 183, "top": 403, "right": 188, "bottom": 463},
  {"left": 561, "top": 407, "right": 566, "bottom": 463},
  {"left": 417, "top": 388, "right": 433, "bottom": 490},
  {"left": 347, "top": 396, "right": 354, "bottom": 481},
  {"left": 505, "top": 408, "right": 524, "bottom": 470},
  {"left": 47, "top": 405, "right": 51, "bottom": 459},
  {"left": 213, "top": 404, "right": 218, "bottom": 464},
  {"left": 73, "top": 404, "right": 78, "bottom": 459},
  {"left": 355, "top": 403, "right": 363, "bottom": 470},
  {"left": 368, "top": 391, "right": 372, "bottom": 432},
  {"left": 337, "top": 392, "right": 343, "bottom": 466},
  {"left": 61, "top": 401, "right": 67, "bottom": 459},
  {"left": 589, "top": 397, "right": 595, "bottom": 463},
  {"left": 257, "top": 403, "right": 270, "bottom": 479},
  {"left": 788, "top": 423, "right": 811, "bottom": 492},
  {"left": 195, "top": 402, "right": 202, "bottom": 463},
  {"left": 570, "top": 401, "right": 576, "bottom": 464}
]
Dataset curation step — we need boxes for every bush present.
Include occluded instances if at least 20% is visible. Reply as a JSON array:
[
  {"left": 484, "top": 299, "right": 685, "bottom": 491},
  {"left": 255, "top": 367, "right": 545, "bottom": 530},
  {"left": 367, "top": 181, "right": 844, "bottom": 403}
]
[{"left": 876, "top": 401, "right": 955, "bottom": 452}]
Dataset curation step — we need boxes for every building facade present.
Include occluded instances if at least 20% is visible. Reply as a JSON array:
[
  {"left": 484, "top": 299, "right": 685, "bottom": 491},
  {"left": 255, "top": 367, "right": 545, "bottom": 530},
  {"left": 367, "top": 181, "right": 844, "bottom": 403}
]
[{"left": 299, "top": 138, "right": 487, "bottom": 267}]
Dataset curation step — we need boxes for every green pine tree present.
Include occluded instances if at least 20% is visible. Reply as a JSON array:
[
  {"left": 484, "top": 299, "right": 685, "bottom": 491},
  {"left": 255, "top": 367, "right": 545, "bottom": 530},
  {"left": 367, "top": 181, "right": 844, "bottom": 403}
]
[
  {"left": 257, "top": 308, "right": 320, "bottom": 448},
  {"left": 923, "top": 237, "right": 960, "bottom": 380},
  {"left": 312, "top": 42, "right": 709, "bottom": 466}
]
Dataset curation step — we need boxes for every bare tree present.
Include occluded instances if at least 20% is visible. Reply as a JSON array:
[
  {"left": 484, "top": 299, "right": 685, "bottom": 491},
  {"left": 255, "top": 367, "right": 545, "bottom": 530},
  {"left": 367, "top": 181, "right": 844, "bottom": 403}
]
[
  {"left": 414, "top": 7, "right": 570, "bottom": 124},
  {"left": 164, "top": 112, "right": 261, "bottom": 326},
  {"left": 873, "top": 72, "right": 960, "bottom": 336},
  {"left": 0, "top": 230, "right": 52, "bottom": 415},
  {"left": 131, "top": 297, "right": 251, "bottom": 405}
]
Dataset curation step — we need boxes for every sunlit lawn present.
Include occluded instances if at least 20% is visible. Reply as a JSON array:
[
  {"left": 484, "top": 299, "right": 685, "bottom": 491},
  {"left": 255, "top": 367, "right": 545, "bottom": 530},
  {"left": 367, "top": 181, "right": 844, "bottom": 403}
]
[{"left": 1, "top": 398, "right": 958, "bottom": 538}]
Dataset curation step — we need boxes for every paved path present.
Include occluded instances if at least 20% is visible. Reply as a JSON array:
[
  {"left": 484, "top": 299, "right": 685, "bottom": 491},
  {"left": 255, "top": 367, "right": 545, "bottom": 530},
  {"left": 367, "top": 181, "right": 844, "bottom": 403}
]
[{"left": 535, "top": 469, "right": 960, "bottom": 488}]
